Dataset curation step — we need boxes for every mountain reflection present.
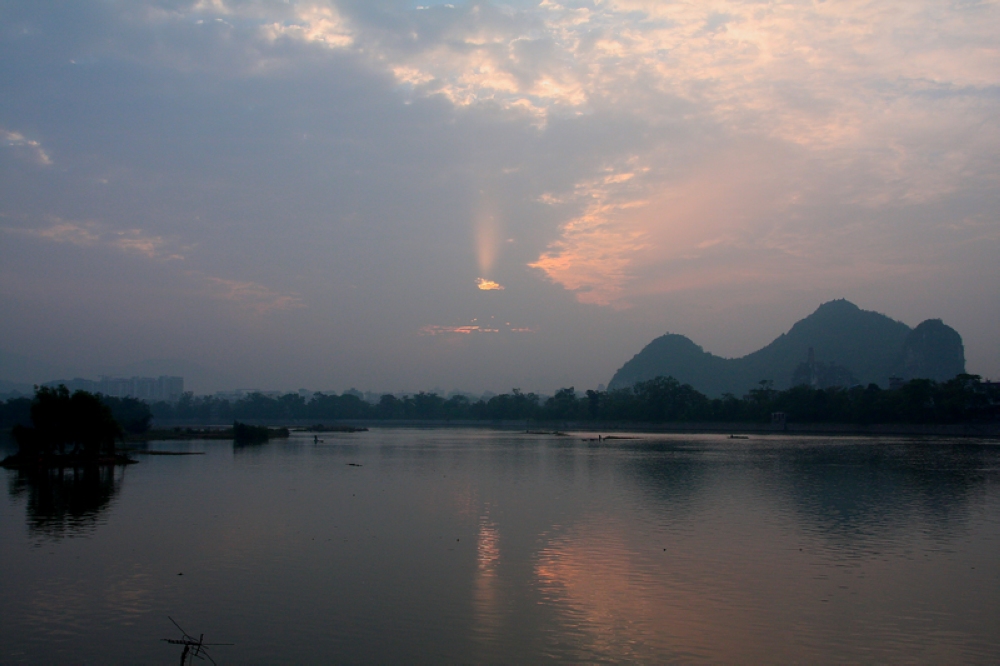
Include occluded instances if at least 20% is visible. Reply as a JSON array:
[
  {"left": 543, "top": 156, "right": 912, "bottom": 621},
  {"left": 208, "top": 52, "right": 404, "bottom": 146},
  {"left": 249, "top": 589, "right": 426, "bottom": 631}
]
[
  {"left": 7, "top": 465, "right": 125, "bottom": 537},
  {"left": 623, "top": 438, "right": 999, "bottom": 541},
  {"left": 767, "top": 441, "right": 999, "bottom": 542}
]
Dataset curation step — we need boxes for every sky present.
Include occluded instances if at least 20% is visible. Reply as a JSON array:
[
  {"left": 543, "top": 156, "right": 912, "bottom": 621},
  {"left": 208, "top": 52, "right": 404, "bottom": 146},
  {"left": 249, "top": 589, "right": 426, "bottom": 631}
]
[{"left": 1, "top": 0, "right": 998, "bottom": 395}]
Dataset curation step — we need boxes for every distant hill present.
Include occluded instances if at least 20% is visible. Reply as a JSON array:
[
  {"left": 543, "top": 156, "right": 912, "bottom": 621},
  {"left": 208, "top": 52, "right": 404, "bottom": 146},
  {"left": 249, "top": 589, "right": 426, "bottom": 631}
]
[
  {"left": 0, "top": 379, "right": 34, "bottom": 400},
  {"left": 608, "top": 300, "right": 966, "bottom": 397}
]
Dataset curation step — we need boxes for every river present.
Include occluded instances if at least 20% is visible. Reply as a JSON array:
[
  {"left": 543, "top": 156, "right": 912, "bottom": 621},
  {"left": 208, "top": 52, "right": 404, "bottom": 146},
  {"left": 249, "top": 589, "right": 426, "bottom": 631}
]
[{"left": 2, "top": 429, "right": 999, "bottom": 663}]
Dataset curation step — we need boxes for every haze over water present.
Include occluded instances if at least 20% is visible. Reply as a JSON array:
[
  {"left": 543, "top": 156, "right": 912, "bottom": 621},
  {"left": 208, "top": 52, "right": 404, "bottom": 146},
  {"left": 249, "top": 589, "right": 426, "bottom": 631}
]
[{"left": 2, "top": 430, "right": 999, "bottom": 663}]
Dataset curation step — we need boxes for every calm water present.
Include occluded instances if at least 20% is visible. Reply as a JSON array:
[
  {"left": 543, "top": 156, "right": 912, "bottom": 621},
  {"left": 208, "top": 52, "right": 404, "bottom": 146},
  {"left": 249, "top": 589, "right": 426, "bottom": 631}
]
[{"left": 2, "top": 429, "right": 999, "bottom": 664}]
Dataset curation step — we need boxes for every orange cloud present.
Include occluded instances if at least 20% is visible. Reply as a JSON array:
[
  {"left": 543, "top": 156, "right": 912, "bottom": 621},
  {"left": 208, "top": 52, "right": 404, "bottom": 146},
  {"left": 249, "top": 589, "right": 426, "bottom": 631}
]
[
  {"left": 530, "top": 162, "right": 650, "bottom": 306},
  {"left": 261, "top": 4, "right": 353, "bottom": 49},
  {"left": 476, "top": 278, "right": 504, "bottom": 291},
  {"left": 419, "top": 320, "right": 534, "bottom": 336},
  {"left": 420, "top": 325, "right": 498, "bottom": 336}
]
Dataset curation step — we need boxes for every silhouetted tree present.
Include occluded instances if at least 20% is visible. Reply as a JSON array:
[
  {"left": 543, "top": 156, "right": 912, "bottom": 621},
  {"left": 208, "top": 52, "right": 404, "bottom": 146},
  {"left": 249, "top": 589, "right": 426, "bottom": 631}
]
[
  {"left": 544, "top": 387, "right": 580, "bottom": 420},
  {"left": 78, "top": 373, "right": 998, "bottom": 431},
  {"left": 101, "top": 395, "right": 152, "bottom": 434},
  {"left": 10, "top": 386, "right": 122, "bottom": 461},
  {"left": 483, "top": 389, "right": 540, "bottom": 420},
  {"left": 376, "top": 394, "right": 404, "bottom": 419}
]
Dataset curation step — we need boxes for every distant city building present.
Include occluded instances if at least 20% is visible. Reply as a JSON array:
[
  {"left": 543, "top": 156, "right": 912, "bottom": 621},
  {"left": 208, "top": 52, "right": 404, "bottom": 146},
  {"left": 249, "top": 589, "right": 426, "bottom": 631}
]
[
  {"left": 43, "top": 375, "right": 184, "bottom": 402},
  {"left": 160, "top": 376, "right": 185, "bottom": 401},
  {"left": 214, "top": 388, "right": 284, "bottom": 401}
]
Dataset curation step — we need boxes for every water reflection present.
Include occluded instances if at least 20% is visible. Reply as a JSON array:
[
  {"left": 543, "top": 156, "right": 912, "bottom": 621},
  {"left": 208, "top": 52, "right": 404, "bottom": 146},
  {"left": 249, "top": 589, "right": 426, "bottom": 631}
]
[
  {"left": 626, "top": 441, "right": 710, "bottom": 517},
  {"left": 535, "top": 518, "right": 678, "bottom": 662},
  {"left": 765, "top": 441, "right": 999, "bottom": 544},
  {"left": 6, "top": 464, "right": 126, "bottom": 538},
  {"left": 472, "top": 509, "right": 503, "bottom": 646},
  {"left": 625, "top": 438, "right": 1000, "bottom": 544},
  {"left": 571, "top": 437, "right": 1000, "bottom": 662},
  {"left": 3, "top": 431, "right": 999, "bottom": 663}
]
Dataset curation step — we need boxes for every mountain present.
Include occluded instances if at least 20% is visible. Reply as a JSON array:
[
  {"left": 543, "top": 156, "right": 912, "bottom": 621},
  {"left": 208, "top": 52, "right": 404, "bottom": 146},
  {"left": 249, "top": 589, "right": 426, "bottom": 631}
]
[
  {"left": 0, "top": 379, "right": 34, "bottom": 398},
  {"left": 608, "top": 300, "right": 966, "bottom": 397}
]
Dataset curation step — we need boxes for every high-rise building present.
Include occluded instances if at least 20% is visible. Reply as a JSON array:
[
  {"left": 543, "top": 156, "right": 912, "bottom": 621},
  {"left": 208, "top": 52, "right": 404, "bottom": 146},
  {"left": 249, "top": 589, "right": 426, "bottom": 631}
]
[{"left": 158, "top": 376, "right": 184, "bottom": 402}]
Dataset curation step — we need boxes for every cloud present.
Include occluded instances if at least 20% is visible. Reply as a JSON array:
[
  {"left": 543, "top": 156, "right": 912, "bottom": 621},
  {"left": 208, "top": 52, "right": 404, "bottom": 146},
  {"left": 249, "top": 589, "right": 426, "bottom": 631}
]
[
  {"left": 2, "top": 129, "right": 52, "bottom": 165},
  {"left": 530, "top": 161, "right": 651, "bottom": 306},
  {"left": 162, "top": 0, "right": 983, "bottom": 307},
  {"left": 345, "top": 0, "right": 998, "bottom": 305},
  {"left": 4, "top": 219, "right": 184, "bottom": 261},
  {"left": 76, "top": 0, "right": 1000, "bottom": 314},
  {"left": 198, "top": 275, "right": 306, "bottom": 315},
  {"left": 4, "top": 218, "right": 299, "bottom": 315},
  {"left": 2, "top": 0, "right": 998, "bottom": 386},
  {"left": 476, "top": 277, "right": 504, "bottom": 291},
  {"left": 420, "top": 319, "right": 534, "bottom": 336},
  {"left": 261, "top": 3, "right": 354, "bottom": 49},
  {"left": 24, "top": 221, "right": 101, "bottom": 246},
  {"left": 111, "top": 229, "right": 187, "bottom": 260},
  {"left": 420, "top": 324, "right": 499, "bottom": 335}
]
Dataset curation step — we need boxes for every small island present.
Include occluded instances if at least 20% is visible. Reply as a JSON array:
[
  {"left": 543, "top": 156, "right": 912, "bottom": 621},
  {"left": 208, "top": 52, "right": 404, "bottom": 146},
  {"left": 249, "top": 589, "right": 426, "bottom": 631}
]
[
  {"left": 1, "top": 386, "right": 134, "bottom": 469},
  {"left": 233, "top": 421, "right": 289, "bottom": 444}
]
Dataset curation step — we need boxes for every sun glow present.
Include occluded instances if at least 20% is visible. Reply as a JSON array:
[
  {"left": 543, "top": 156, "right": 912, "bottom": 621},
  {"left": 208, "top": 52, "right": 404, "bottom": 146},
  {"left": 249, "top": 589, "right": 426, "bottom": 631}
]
[{"left": 475, "top": 209, "right": 499, "bottom": 277}]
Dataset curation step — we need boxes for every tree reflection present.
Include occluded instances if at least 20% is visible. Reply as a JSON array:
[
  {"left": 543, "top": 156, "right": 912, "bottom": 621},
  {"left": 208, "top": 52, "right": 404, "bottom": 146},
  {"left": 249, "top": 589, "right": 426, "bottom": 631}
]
[
  {"left": 7, "top": 464, "right": 125, "bottom": 537},
  {"left": 626, "top": 441, "right": 709, "bottom": 515}
]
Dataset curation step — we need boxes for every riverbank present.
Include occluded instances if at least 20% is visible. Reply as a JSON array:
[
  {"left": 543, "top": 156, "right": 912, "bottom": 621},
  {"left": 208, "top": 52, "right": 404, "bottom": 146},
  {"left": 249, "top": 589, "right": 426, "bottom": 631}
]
[
  {"left": 1, "top": 451, "right": 136, "bottom": 469},
  {"left": 147, "top": 419, "right": 1000, "bottom": 439},
  {"left": 124, "top": 425, "right": 291, "bottom": 442}
]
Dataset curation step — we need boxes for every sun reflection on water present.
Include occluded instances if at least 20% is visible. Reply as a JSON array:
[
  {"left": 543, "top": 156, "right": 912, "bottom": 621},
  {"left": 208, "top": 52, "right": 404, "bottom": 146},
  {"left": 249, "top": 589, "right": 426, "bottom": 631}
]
[{"left": 472, "top": 509, "right": 503, "bottom": 645}]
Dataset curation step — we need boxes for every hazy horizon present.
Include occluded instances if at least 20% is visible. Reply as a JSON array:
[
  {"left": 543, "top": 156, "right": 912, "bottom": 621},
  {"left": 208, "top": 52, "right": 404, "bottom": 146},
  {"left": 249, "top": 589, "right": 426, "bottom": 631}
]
[{"left": 2, "top": 1, "right": 999, "bottom": 395}]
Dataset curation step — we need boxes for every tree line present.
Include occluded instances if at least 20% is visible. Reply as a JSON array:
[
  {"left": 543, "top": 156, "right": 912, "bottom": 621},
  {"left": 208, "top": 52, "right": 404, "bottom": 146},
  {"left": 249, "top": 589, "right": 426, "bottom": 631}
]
[{"left": 1, "top": 374, "right": 998, "bottom": 432}]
